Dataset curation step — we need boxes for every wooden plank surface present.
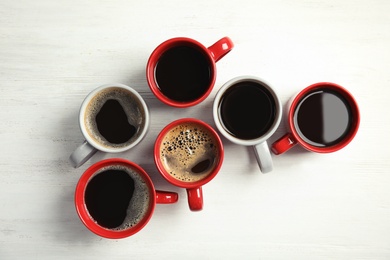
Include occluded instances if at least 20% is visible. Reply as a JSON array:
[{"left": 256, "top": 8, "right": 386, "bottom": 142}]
[{"left": 1, "top": 0, "right": 389, "bottom": 259}]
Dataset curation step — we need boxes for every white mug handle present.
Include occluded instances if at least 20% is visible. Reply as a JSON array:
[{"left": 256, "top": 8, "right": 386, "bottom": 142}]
[
  {"left": 69, "top": 141, "right": 97, "bottom": 168},
  {"left": 253, "top": 141, "right": 273, "bottom": 173}
]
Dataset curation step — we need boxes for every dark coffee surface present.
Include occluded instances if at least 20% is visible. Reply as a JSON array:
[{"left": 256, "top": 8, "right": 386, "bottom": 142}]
[
  {"left": 294, "top": 89, "right": 352, "bottom": 147},
  {"left": 85, "top": 169, "right": 135, "bottom": 229},
  {"left": 96, "top": 99, "right": 136, "bottom": 144},
  {"left": 155, "top": 45, "right": 212, "bottom": 102},
  {"left": 219, "top": 81, "right": 276, "bottom": 140}
]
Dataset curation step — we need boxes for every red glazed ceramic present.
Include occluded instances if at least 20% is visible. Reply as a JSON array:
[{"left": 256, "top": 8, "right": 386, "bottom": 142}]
[
  {"left": 146, "top": 37, "right": 233, "bottom": 108},
  {"left": 154, "top": 118, "right": 224, "bottom": 211},
  {"left": 75, "top": 158, "right": 178, "bottom": 239},
  {"left": 272, "top": 82, "right": 360, "bottom": 155}
]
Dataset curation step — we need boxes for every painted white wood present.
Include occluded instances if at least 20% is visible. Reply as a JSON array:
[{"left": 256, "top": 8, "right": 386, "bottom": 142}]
[{"left": 1, "top": 0, "right": 389, "bottom": 259}]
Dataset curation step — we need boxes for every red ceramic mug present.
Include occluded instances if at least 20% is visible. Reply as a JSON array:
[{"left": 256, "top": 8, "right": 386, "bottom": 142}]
[
  {"left": 146, "top": 37, "right": 234, "bottom": 108},
  {"left": 271, "top": 82, "right": 360, "bottom": 154},
  {"left": 154, "top": 118, "right": 224, "bottom": 211},
  {"left": 75, "top": 158, "right": 178, "bottom": 239}
]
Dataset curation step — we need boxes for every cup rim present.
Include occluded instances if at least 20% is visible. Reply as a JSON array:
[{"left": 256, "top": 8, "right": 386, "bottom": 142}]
[
  {"left": 213, "top": 76, "right": 283, "bottom": 146},
  {"left": 79, "top": 83, "right": 150, "bottom": 153},
  {"left": 74, "top": 158, "right": 156, "bottom": 239},
  {"left": 154, "top": 118, "right": 224, "bottom": 188},
  {"left": 146, "top": 37, "right": 217, "bottom": 108},
  {"left": 288, "top": 82, "right": 360, "bottom": 153}
]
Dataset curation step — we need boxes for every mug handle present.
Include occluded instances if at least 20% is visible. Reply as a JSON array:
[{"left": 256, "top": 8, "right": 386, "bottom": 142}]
[
  {"left": 271, "top": 133, "right": 297, "bottom": 155},
  {"left": 186, "top": 187, "right": 203, "bottom": 211},
  {"left": 69, "top": 141, "right": 97, "bottom": 168},
  {"left": 156, "top": 191, "right": 179, "bottom": 204},
  {"left": 208, "top": 37, "right": 234, "bottom": 62},
  {"left": 253, "top": 141, "right": 273, "bottom": 173}
]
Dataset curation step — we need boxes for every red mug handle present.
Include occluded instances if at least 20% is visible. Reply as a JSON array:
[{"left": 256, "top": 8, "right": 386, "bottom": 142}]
[
  {"left": 156, "top": 190, "right": 179, "bottom": 204},
  {"left": 271, "top": 133, "right": 298, "bottom": 155},
  {"left": 186, "top": 186, "right": 203, "bottom": 211},
  {"left": 208, "top": 37, "right": 234, "bottom": 62}
]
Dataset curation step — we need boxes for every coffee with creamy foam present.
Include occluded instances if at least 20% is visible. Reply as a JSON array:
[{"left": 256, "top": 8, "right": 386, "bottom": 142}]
[
  {"left": 84, "top": 87, "right": 146, "bottom": 149},
  {"left": 85, "top": 164, "right": 151, "bottom": 230},
  {"left": 159, "top": 123, "right": 220, "bottom": 182}
]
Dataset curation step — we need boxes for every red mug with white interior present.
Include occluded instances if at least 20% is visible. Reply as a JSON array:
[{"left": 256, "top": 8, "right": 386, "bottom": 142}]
[
  {"left": 75, "top": 158, "right": 178, "bottom": 239},
  {"left": 154, "top": 118, "right": 224, "bottom": 211},
  {"left": 271, "top": 82, "right": 360, "bottom": 155},
  {"left": 146, "top": 37, "right": 234, "bottom": 108}
]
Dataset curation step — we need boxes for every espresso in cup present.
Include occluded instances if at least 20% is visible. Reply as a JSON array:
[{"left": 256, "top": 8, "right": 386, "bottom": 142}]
[
  {"left": 70, "top": 84, "right": 150, "bottom": 168},
  {"left": 154, "top": 118, "right": 224, "bottom": 211},
  {"left": 218, "top": 81, "right": 277, "bottom": 140},
  {"left": 213, "top": 76, "right": 282, "bottom": 173},
  {"left": 85, "top": 87, "right": 147, "bottom": 149},
  {"left": 146, "top": 37, "right": 234, "bottom": 107},
  {"left": 293, "top": 88, "right": 352, "bottom": 147},
  {"left": 271, "top": 82, "right": 359, "bottom": 155},
  {"left": 84, "top": 164, "right": 151, "bottom": 230},
  {"left": 155, "top": 45, "right": 212, "bottom": 102},
  {"left": 75, "top": 159, "right": 178, "bottom": 238},
  {"left": 159, "top": 122, "right": 221, "bottom": 182}
]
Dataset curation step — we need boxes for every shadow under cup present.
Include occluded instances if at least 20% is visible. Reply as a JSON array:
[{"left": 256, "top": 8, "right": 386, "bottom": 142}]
[{"left": 154, "top": 118, "right": 224, "bottom": 211}]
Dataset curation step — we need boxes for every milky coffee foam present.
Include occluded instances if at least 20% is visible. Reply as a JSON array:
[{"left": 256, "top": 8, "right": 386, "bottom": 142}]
[
  {"left": 159, "top": 123, "right": 220, "bottom": 182},
  {"left": 84, "top": 87, "right": 146, "bottom": 149}
]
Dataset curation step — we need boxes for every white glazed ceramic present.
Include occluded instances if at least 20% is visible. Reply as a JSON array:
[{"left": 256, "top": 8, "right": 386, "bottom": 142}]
[
  {"left": 213, "top": 76, "right": 282, "bottom": 173},
  {"left": 69, "top": 83, "right": 150, "bottom": 168}
]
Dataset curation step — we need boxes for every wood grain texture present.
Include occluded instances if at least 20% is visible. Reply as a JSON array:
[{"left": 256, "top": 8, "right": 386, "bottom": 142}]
[{"left": 1, "top": 0, "right": 389, "bottom": 259}]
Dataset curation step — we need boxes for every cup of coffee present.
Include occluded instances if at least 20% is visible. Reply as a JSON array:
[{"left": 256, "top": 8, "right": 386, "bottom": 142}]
[
  {"left": 69, "top": 83, "right": 149, "bottom": 168},
  {"left": 271, "top": 82, "right": 360, "bottom": 154},
  {"left": 146, "top": 37, "right": 234, "bottom": 108},
  {"left": 154, "top": 118, "right": 224, "bottom": 211},
  {"left": 213, "top": 76, "right": 282, "bottom": 173},
  {"left": 75, "top": 158, "right": 178, "bottom": 238}
]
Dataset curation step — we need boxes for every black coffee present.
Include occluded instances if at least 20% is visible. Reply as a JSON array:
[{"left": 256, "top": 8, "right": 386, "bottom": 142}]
[
  {"left": 294, "top": 89, "right": 352, "bottom": 147},
  {"left": 85, "top": 166, "right": 151, "bottom": 230},
  {"left": 218, "top": 81, "right": 276, "bottom": 140},
  {"left": 155, "top": 45, "right": 212, "bottom": 102},
  {"left": 96, "top": 99, "right": 136, "bottom": 144},
  {"left": 85, "top": 169, "right": 134, "bottom": 229}
]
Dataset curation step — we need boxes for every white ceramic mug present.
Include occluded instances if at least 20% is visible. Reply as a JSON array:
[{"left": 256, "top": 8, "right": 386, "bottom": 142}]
[
  {"left": 213, "top": 76, "right": 282, "bottom": 173},
  {"left": 69, "top": 83, "right": 150, "bottom": 168}
]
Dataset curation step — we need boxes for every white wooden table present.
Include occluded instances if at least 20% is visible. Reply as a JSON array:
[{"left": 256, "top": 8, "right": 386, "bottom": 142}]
[{"left": 1, "top": 0, "right": 389, "bottom": 259}]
